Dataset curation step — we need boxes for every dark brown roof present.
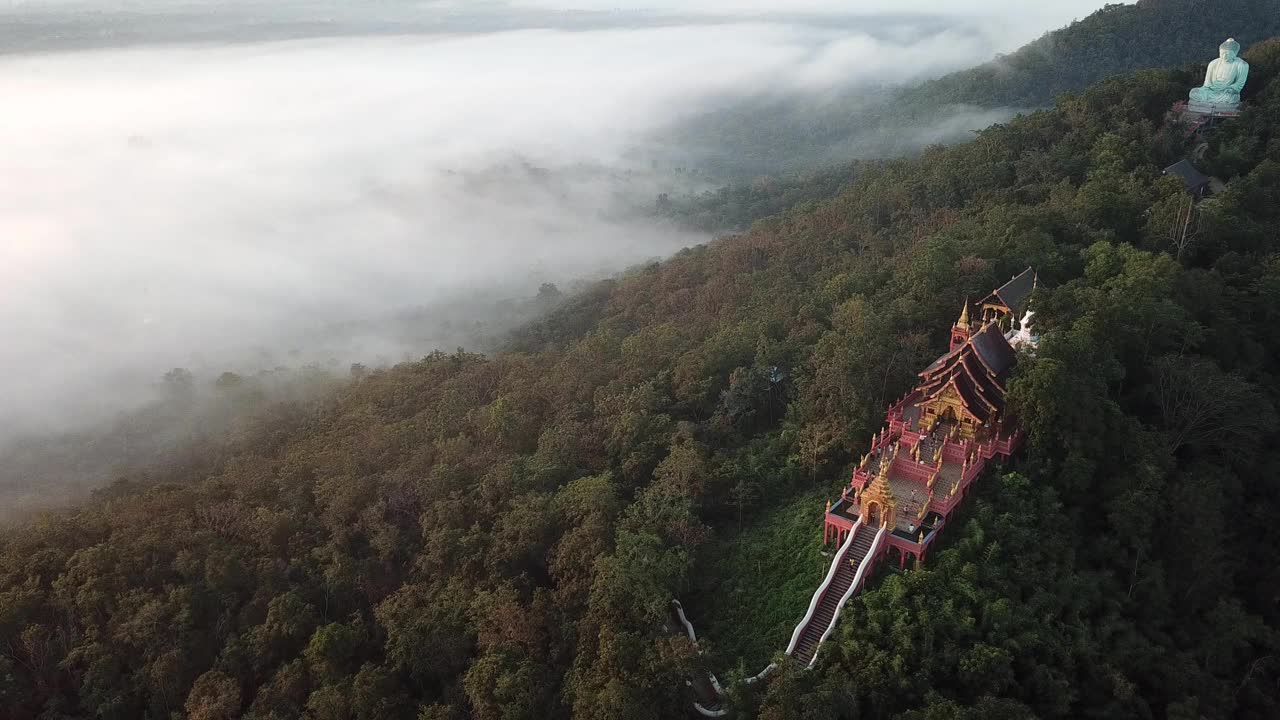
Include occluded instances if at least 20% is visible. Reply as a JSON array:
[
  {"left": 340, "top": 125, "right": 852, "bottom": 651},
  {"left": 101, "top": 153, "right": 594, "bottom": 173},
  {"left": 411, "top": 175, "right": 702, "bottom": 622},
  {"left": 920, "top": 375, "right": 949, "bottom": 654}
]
[
  {"left": 1163, "top": 159, "right": 1211, "bottom": 195},
  {"left": 920, "top": 345, "right": 961, "bottom": 377},
  {"left": 982, "top": 267, "right": 1036, "bottom": 314},
  {"left": 951, "top": 376, "right": 996, "bottom": 423},
  {"left": 920, "top": 324, "right": 1014, "bottom": 381},
  {"left": 962, "top": 352, "right": 1007, "bottom": 403},
  {"left": 919, "top": 355, "right": 1004, "bottom": 417},
  {"left": 970, "top": 323, "right": 1016, "bottom": 378},
  {"left": 915, "top": 322, "right": 1015, "bottom": 423}
]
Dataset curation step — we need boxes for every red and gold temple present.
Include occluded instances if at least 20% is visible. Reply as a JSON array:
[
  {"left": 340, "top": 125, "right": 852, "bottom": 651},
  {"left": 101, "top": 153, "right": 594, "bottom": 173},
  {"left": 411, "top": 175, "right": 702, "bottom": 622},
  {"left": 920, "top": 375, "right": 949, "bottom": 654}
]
[
  {"left": 679, "top": 269, "right": 1043, "bottom": 682},
  {"left": 823, "top": 268, "right": 1037, "bottom": 570}
]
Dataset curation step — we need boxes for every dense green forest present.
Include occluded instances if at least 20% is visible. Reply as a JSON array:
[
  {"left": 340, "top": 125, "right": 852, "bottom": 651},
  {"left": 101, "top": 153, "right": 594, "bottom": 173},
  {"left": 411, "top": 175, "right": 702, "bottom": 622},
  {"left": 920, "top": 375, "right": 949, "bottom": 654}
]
[
  {"left": 666, "top": 0, "right": 1280, "bottom": 227},
  {"left": 5, "top": 31, "right": 1280, "bottom": 720}
]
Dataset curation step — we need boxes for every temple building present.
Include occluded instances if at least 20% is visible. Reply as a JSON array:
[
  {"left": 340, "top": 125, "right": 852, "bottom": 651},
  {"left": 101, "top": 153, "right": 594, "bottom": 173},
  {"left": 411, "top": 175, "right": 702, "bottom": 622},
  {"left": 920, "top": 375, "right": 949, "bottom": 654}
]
[
  {"left": 785, "top": 277, "right": 1039, "bottom": 667},
  {"left": 978, "top": 266, "right": 1036, "bottom": 327},
  {"left": 823, "top": 274, "right": 1036, "bottom": 570},
  {"left": 680, "top": 272, "right": 1042, "bottom": 677}
]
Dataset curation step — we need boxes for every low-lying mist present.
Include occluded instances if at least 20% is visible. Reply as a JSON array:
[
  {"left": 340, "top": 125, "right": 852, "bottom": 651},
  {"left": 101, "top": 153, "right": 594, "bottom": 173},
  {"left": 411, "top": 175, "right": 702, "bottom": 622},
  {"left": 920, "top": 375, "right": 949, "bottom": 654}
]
[{"left": 0, "top": 0, "right": 1115, "bottom": 514}]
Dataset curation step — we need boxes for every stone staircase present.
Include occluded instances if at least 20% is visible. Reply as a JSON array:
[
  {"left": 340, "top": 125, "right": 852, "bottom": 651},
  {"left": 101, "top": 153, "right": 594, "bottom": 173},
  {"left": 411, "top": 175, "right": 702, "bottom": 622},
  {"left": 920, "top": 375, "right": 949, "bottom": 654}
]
[{"left": 791, "top": 525, "right": 879, "bottom": 666}]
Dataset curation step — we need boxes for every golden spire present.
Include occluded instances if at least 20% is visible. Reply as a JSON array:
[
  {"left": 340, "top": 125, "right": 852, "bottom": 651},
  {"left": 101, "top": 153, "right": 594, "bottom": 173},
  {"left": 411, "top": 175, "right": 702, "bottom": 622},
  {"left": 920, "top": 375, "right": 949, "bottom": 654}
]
[
  {"left": 864, "top": 455, "right": 896, "bottom": 505},
  {"left": 955, "top": 298, "right": 971, "bottom": 331},
  {"left": 858, "top": 442, "right": 899, "bottom": 528}
]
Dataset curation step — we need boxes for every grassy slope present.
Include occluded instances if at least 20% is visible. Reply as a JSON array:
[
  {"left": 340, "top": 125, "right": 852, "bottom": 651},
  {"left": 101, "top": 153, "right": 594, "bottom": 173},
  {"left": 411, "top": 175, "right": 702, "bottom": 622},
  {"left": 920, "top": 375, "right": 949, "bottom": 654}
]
[
  {"left": 686, "top": 401, "right": 1017, "bottom": 672},
  {"left": 685, "top": 489, "right": 831, "bottom": 672}
]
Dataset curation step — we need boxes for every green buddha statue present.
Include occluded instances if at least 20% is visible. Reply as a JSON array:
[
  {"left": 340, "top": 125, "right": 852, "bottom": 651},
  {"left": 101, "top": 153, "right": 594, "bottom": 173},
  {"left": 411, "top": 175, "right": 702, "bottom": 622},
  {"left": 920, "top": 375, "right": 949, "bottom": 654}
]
[{"left": 1189, "top": 38, "right": 1249, "bottom": 109}]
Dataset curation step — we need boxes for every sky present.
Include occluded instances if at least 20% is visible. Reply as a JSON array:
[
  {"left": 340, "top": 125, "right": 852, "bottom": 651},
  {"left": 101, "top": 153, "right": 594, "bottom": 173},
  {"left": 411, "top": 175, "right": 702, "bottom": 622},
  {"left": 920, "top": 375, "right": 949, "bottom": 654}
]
[
  {"left": 502, "top": 0, "right": 1110, "bottom": 15},
  {"left": 0, "top": 0, "right": 1120, "bottom": 437}
]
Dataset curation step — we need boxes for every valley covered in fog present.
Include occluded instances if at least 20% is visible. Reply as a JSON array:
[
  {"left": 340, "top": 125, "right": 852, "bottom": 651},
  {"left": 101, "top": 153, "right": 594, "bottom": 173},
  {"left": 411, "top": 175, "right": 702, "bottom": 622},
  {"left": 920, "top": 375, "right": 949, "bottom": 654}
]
[{"left": 0, "top": 0, "right": 1113, "bottom": 513}]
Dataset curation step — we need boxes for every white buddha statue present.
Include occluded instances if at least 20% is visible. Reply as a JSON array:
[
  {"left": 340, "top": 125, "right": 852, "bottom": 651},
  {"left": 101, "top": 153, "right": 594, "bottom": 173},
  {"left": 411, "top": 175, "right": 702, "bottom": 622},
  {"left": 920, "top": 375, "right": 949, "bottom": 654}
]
[{"left": 1189, "top": 38, "right": 1249, "bottom": 109}]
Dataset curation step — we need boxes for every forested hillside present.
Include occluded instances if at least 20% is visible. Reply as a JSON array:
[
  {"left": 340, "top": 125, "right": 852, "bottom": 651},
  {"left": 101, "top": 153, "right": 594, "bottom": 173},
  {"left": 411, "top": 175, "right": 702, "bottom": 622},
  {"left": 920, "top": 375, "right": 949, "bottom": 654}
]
[
  {"left": 0, "top": 288, "right": 565, "bottom": 522},
  {"left": 4, "top": 37, "right": 1280, "bottom": 720},
  {"left": 902, "top": 0, "right": 1280, "bottom": 109},
  {"left": 666, "top": 0, "right": 1280, "bottom": 223}
]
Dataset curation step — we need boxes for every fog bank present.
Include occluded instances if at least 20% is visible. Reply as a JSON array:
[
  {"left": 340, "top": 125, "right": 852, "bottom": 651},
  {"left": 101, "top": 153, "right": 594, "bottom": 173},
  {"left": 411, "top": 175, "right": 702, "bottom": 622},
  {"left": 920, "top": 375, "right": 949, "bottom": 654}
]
[{"left": 0, "top": 1, "right": 1117, "bottom": 439}]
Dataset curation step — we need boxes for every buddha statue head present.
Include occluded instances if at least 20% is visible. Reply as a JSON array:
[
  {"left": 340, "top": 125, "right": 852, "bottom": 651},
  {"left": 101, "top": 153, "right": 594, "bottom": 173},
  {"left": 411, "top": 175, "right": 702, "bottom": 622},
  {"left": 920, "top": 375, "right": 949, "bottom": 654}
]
[{"left": 1219, "top": 38, "right": 1241, "bottom": 63}]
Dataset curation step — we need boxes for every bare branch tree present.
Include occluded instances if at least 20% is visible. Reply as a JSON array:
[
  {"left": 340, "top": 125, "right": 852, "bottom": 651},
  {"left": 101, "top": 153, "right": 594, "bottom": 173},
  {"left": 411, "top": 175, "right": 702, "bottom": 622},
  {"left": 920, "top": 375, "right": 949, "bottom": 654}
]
[
  {"left": 1153, "top": 354, "right": 1271, "bottom": 453},
  {"left": 1150, "top": 193, "right": 1202, "bottom": 263}
]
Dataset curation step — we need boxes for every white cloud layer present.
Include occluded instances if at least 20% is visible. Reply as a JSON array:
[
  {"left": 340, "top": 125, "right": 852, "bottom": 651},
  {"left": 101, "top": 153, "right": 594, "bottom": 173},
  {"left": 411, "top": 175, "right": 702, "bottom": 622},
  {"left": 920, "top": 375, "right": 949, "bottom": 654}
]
[
  {"left": 503, "top": 0, "right": 1109, "bottom": 18},
  {"left": 0, "top": 2, "right": 1117, "bottom": 435}
]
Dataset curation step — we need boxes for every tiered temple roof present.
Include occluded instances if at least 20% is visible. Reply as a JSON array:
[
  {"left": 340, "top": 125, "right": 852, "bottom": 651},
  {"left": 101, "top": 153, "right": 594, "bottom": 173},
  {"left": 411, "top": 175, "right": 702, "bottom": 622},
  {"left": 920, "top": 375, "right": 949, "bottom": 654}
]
[
  {"left": 824, "top": 275, "right": 1035, "bottom": 565},
  {"left": 918, "top": 322, "right": 1014, "bottom": 424}
]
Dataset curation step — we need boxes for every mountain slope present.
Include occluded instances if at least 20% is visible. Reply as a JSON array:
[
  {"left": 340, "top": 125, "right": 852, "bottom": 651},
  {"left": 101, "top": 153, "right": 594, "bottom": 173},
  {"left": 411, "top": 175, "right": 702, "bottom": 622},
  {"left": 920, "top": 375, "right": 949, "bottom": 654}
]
[
  {"left": 4, "top": 39, "right": 1280, "bottom": 720},
  {"left": 904, "top": 0, "right": 1280, "bottom": 110},
  {"left": 665, "top": 0, "right": 1280, "bottom": 203}
]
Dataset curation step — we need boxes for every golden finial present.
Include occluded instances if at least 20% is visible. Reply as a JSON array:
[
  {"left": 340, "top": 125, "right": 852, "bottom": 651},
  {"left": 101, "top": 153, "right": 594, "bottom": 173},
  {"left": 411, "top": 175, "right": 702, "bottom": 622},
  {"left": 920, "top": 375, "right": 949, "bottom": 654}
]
[
  {"left": 956, "top": 298, "right": 971, "bottom": 331},
  {"left": 826, "top": 500, "right": 832, "bottom": 513}
]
